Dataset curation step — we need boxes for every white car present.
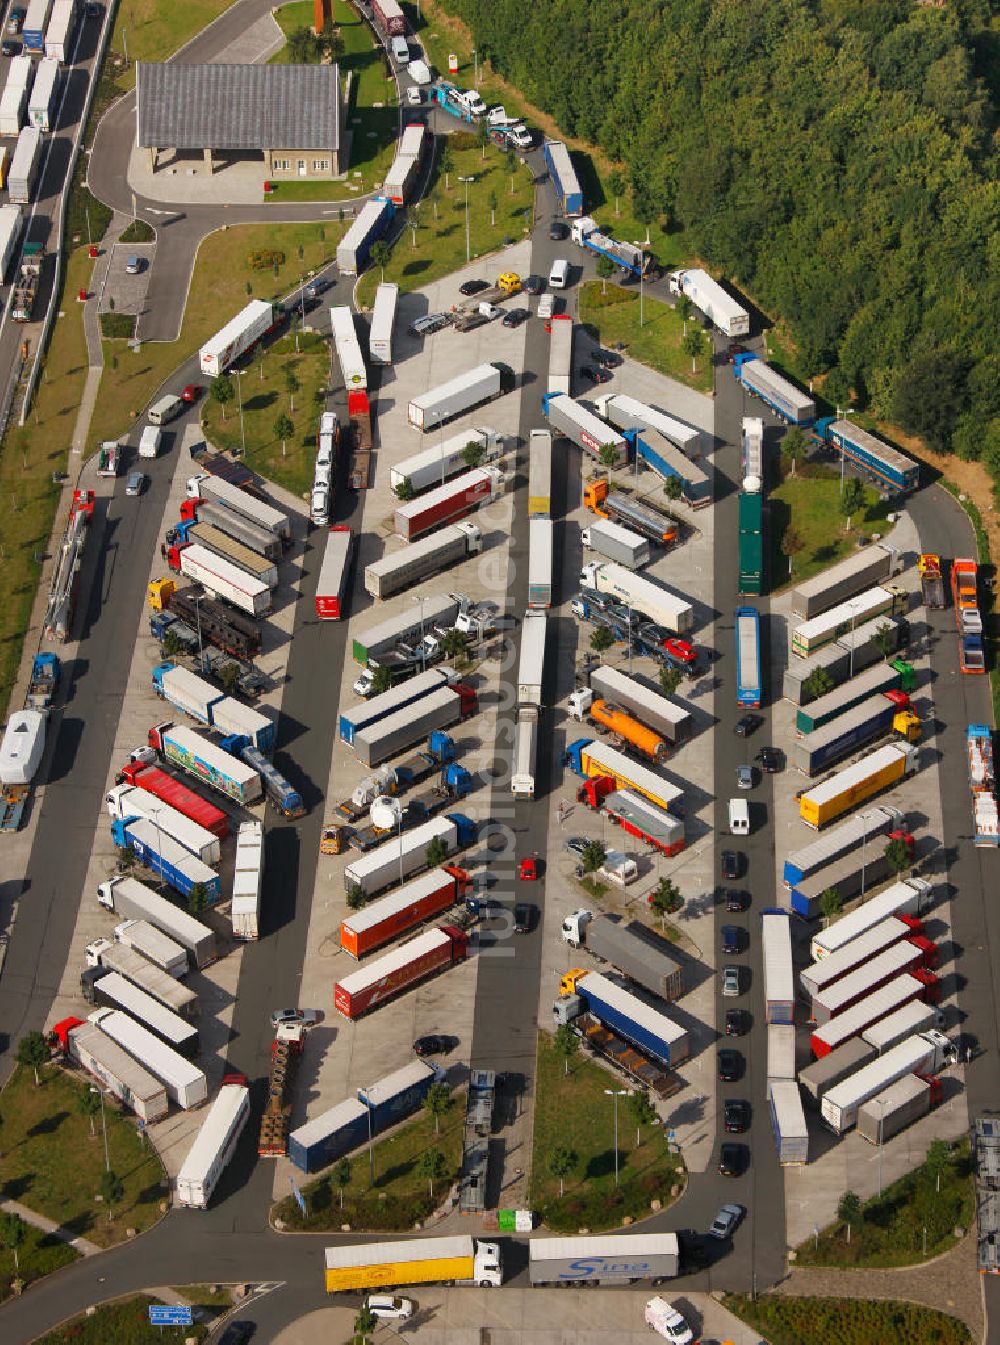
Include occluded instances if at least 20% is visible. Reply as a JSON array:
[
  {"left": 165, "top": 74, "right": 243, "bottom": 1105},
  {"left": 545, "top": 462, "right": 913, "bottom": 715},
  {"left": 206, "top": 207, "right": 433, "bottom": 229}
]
[
  {"left": 507, "top": 125, "right": 532, "bottom": 150},
  {"left": 406, "top": 86, "right": 422, "bottom": 106},
  {"left": 310, "top": 483, "right": 330, "bottom": 526},
  {"left": 353, "top": 668, "right": 375, "bottom": 697},
  {"left": 487, "top": 104, "right": 515, "bottom": 126},
  {"left": 644, "top": 1298, "right": 694, "bottom": 1345},
  {"left": 365, "top": 1295, "right": 413, "bottom": 1322}
]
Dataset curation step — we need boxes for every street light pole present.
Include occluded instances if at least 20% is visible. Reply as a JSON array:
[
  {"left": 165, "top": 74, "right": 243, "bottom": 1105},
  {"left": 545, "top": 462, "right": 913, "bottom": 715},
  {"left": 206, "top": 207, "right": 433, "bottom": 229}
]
[
  {"left": 412, "top": 595, "right": 427, "bottom": 670},
  {"left": 149, "top": 804, "right": 165, "bottom": 893},
  {"left": 235, "top": 370, "right": 246, "bottom": 460},
  {"left": 365, "top": 1096, "right": 375, "bottom": 1187},
  {"left": 91, "top": 1086, "right": 109, "bottom": 1172},
  {"left": 459, "top": 176, "right": 474, "bottom": 264},
  {"left": 192, "top": 592, "right": 205, "bottom": 672},
  {"left": 604, "top": 1088, "right": 629, "bottom": 1188}
]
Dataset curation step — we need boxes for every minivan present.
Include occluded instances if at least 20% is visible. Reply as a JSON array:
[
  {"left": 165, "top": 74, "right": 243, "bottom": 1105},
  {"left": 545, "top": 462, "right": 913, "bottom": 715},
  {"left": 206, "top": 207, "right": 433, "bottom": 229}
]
[
  {"left": 138, "top": 425, "right": 162, "bottom": 459},
  {"left": 391, "top": 35, "right": 409, "bottom": 64},
  {"left": 147, "top": 394, "right": 184, "bottom": 426},
  {"left": 548, "top": 258, "right": 570, "bottom": 289},
  {"left": 728, "top": 797, "right": 750, "bottom": 836}
]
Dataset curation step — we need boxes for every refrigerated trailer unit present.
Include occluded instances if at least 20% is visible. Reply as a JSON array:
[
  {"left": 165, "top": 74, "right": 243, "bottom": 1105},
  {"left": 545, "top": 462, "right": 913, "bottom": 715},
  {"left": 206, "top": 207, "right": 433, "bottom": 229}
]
[
  {"left": 393, "top": 467, "right": 502, "bottom": 541},
  {"left": 517, "top": 610, "right": 547, "bottom": 706},
  {"left": 97, "top": 875, "right": 217, "bottom": 969},
  {"left": 364, "top": 524, "right": 481, "bottom": 600},
  {"left": 668, "top": 268, "right": 748, "bottom": 337},
  {"left": 339, "top": 865, "right": 470, "bottom": 958},
  {"left": 762, "top": 912, "right": 794, "bottom": 1025},
  {"left": 82, "top": 969, "right": 199, "bottom": 1057},
  {"left": 790, "top": 544, "right": 901, "bottom": 620},
  {"left": 68, "top": 1021, "right": 168, "bottom": 1123},
  {"left": 388, "top": 427, "right": 503, "bottom": 496},
  {"left": 176, "top": 1076, "right": 251, "bottom": 1207},
  {"left": 769, "top": 1081, "right": 809, "bottom": 1165},
  {"left": 27, "top": 57, "right": 59, "bottom": 131},
  {"left": 199, "top": 301, "right": 281, "bottom": 378},
  {"left": 369, "top": 282, "right": 399, "bottom": 363},
  {"left": 528, "top": 429, "right": 552, "bottom": 518},
  {"left": 407, "top": 363, "right": 511, "bottom": 432}
]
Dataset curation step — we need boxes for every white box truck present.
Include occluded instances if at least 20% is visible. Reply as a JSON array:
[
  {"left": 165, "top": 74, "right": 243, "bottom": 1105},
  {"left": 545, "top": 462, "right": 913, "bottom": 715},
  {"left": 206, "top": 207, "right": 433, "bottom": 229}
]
[
  {"left": 175, "top": 1076, "right": 250, "bottom": 1207},
  {"left": 668, "top": 268, "right": 749, "bottom": 337},
  {"left": 407, "top": 363, "right": 512, "bottom": 432},
  {"left": 369, "top": 281, "right": 399, "bottom": 363}
]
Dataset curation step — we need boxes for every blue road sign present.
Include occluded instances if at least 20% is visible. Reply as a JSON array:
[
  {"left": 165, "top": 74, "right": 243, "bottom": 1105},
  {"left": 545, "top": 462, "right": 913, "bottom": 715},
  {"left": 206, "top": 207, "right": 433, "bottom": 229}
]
[{"left": 149, "top": 1305, "right": 193, "bottom": 1327}]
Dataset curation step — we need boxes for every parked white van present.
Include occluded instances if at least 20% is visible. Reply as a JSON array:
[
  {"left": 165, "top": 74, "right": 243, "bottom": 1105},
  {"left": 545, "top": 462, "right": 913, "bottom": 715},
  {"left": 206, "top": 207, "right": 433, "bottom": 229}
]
[
  {"left": 147, "top": 394, "right": 184, "bottom": 426},
  {"left": 548, "top": 258, "right": 570, "bottom": 288},
  {"left": 138, "top": 425, "right": 162, "bottom": 459},
  {"left": 728, "top": 797, "right": 750, "bottom": 836}
]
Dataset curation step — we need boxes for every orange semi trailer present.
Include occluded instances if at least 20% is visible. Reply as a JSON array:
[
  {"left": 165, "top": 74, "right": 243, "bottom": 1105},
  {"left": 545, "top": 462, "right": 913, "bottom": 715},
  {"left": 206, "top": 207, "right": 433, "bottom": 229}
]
[{"left": 589, "top": 699, "right": 669, "bottom": 763}]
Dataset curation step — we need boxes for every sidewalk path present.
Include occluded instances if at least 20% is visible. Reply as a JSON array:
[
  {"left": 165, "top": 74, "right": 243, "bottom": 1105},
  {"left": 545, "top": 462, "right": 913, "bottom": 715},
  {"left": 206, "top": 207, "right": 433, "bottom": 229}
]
[
  {"left": 0, "top": 1198, "right": 101, "bottom": 1257},
  {"left": 776, "top": 1232, "right": 983, "bottom": 1340}
]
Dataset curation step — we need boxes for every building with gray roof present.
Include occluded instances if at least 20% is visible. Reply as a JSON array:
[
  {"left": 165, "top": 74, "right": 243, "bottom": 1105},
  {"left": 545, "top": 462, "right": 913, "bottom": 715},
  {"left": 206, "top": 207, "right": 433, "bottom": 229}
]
[{"left": 136, "top": 63, "right": 345, "bottom": 180}]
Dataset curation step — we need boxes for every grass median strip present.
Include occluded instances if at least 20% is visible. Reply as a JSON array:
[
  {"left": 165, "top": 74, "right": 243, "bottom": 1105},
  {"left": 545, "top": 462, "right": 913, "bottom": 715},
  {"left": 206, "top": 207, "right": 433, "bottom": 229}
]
[
  {"left": 722, "top": 1294, "right": 972, "bottom": 1345},
  {"left": 579, "top": 281, "right": 714, "bottom": 393},
  {"left": 769, "top": 464, "right": 893, "bottom": 592},
  {"left": 34, "top": 1295, "right": 210, "bottom": 1345}
]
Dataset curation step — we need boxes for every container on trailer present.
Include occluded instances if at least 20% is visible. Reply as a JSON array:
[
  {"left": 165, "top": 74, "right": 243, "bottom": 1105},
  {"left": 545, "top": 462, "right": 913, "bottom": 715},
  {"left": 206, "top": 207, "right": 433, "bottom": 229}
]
[
  {"left": 762, "top": 912, "right": 794, "bottom": 1024},
  {"left": 799, "top": 1037, "right": 877, "bottom": 1107},
  {"left": 175, "top": 1077, "right": 251, "bottom": 1207},
  {"left": 90, "top": 1008, "right": 208, "bottom": 1109},
  {"left": 511, "top": 706, "right": 538, "bottom": 799},
  {"left": 340, "top": 865, "right": 470, "bottom": 958},
  {"left": 388, "top": 427, "right": 503, "bottom": 496},
  {"left": 105, "top": 784, "right": 221, "bottom": 866},
  {"left": 68, "top": 1021, "right": 168, "bottom": 1122},
  {"left": 571, "top": 739, "right": 684, "bottom": 815},
  {"left": 98, "top": 875, "right": 216, "bottom": 969},
  {"left": 43, "top": 0, "right": 75, "bottom": 61},
  {"left": 198, "top": 301, "right": 279, "bottom": 378},
  {"left": 8, "top": 124, "right": 41, "bottom": 202},
  {"left": 323, "top": 1235, "right": 503, "bottom": 1292},
  {"left": 810, "top": 877, "right": 933, "bottom": 961},
  {"left": 288, "top": 1097, "right": 369, "bottom": 1173},
  {"left": 152, "top": 662, "right": 224, "bottom": 725},
  {"left": 83, "top": 969, "right": 199, "bottom": 1056},
  {"left": 735, "top": 606, "right": 762, "bottom": 708},
  {"left": 547, "top": 315, "right": 573, "bottom": 395},
  {"left": 795, "top": 662, "right": 911, "bottom": 734},
  {"left": 528, "top": 519, "right": 553, "bottom": 609},
  {"left": 811, "top": 941, "right": 934, "bottom": 1025},
  {"left": 821, "top": 1033, "right": 947, "bottom": 1133},
  {"left": 857, "top": 1074, "right": 937, "bottom": 1145},
  {"left": 769, "top": 1081, "right": 809, "bottom": 1165},
  {"left": 583, "top": 916, "right": 684, "bottom": 1003},
  {"left": 517, "top": 610, "right": 547, "bottom": 706},
  {"left": 344, "top": 815, "right": 475, "bottom": 896},
  {"left": 737, "top": 490, "right": 764, "bottom": 594},
  {"left": 110, "top": 817, "right": 221, "bottom": 904},
  {"left": 315, "top": 526, "right": 355, "bottom": 619},
  {"left": 407, "top": 363, "right": 509, "bottom": 432},
  {"left": 542, "top": 139, "right": 583, "bottom": 215},
  {"left": 668, "top": 268, "right": 748, "bottom": 338},
  {"left": 193, "top": 475, "right": 291, "bottom": 542},
  {"left": 571, "top": 971, "right": 689, "bottom": 1066},
  {"left": 542, "top": 392, "right": 627, "bottom": 467},
  {"left": 810, "top": 974, "right": 933, "bottom": 1058},
  {"left": 767, "top": 1023, "right": 795, "bottom": 1081},
  {"left": 85, "top": 938, "right": 197, "bottom": 1019},
  {"left": 192, "top": 500, "right": 282, "bottom": 561},
  {"left": 187, "top": 523, "right": 278, "bottom": 588},
  {"left": 798, "top": 742, "right": 919, "bottom": 829},
  {"left": 340, "top": 667, "right": 459, "bottom": 743},
  {"left": 114, "top": 919, "right": 190, "bottom": 979},
  {"left": 175, "top": 544, "right": 271, "bottom": 617},
  {"left": 27, "top": 57, "right": 59, "bottom": 131},
  {"left": 529, "top": 1233, "right": 680, "bottom": 1286},
  {"left": 120, "top": 762, "right": 229, "bottom": 840},
  {"left": 528, "top": 429, "right": 552, "bottom": 518},
  {"left": 336, "top": 196, "right": 394, "bottom": 276},
  {"left": 791, "top": 586, "right": 903, "bottom": 660},
  {"left": 783, "top": 805, "right": 903, "bottom": 888},
  {"left": 369, "top": 282, "right": 399, "bottom": 363},
  {"left": 357, "top": 1059, "right": 438, "bottom": 1133},
  {"left": 584, "top": 518, "right": 651, "bottom": 570},
  {"left": 580, "top": 562, "right": 693, "bottom": 634},
  {"left": 364, "top": 523, "right": 481, "bottom": 600},
  {"left": 149, "top": 721, "right": 263, "bottom": 807},
  {"left": 383, "top": 151, "right": 418, "bottom": 205},
  {"left": 588, "top": 667, "right": 691, "bottom": 744},
  {"left": 790, "top": 544, "right": 901, "bottom": 620},
  {"left": 817, "top": 419, "right": 920, "bottom": 495},
  {"left": 334, "top": 925, "right": 469, "bottom": 1018},
  {"left": 353, "top": 684, "right": 476, "bottom": 767},
  {"left": 393, "top": 467, "right": 502, "bottom": 541},
  {"left": 22, "top": 0, "right": 53, "bottom": 52},
  {"left": 862, "top": 1000, "right": 940, "bottom": 1055}
]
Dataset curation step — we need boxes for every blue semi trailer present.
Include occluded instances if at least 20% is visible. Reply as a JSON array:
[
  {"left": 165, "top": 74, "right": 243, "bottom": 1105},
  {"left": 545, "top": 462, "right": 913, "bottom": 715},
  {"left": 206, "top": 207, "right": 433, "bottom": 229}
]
[
  {"left": 543, "top": 139, "right": 583, "bottom": 216},
  {"left": 110, "top": 816, "right": 222, "bottom": 904},
  {"left": 812, "top": 418, "right": 919, "bottom": 494}
]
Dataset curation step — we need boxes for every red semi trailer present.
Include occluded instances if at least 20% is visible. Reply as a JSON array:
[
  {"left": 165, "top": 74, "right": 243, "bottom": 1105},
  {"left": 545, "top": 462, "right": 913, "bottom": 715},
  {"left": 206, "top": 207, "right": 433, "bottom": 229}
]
[
  {"left": 118, "top": 761, "right": 229, "bottom": 839},
  {"left": 334, "top": 926, "right": 468, "bottom": 1018}
]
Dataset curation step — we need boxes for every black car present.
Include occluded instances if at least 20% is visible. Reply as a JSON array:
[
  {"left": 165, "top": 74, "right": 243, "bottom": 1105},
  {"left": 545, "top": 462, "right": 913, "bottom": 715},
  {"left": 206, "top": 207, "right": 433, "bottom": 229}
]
[
  {"left": 459, "top": 278, "right": 490, "bottom": 296},
  {"left": 1, "top": 37, "right": 20, "bottom": 54},
  {"left": 721, "top": 925, "right": 747, "bottom": 955},
  {"left": 413, "top": 1034, "right": 454, "bottom": 1057},
  {"left": 594, "top": 348, "right": 623, "bottom": 368},
  {"left": 549, "top": 219, "right": 569, "bottom": 240},
  {"left": 502, "top": 307, "right": 530, "bottom": 328},
  {"left": 718, "top": 1142, "right": 748, "bottom": 1177},
  {"left": 581, "top": 364, "right": 611, "bottom": 384},
  {"left": 523, "top": 274, "right": 544, "bottom": 295},
  {"left": 725, "top": 888, "right": 749, "bottom": 912},
  {"left": 7, "top": 7, "right": 25, "bottom": 32},
  {"left": 757, "top": 746, "right": 781, "bottom": 772},
  {"left": 217, "top": 1323, "right": 254, "bottom": 1345},
  {"left": 724, "top": 1099, "right": 750, "bottom": 1133},
  {"left": 513, "top": 902, "right": 536, "bottom": 933},
  {"left": 721, "top": 849, "right": 743, "bottom": 881},
  {"left": 725, "top": 1008, "right": 749, "bottom": 1037},
  {"left": 735, "top": 713, "right": 764, "bottom": 737},
  {"left": 718, "top": 1048, "right": 742, "bottom": 1082}
]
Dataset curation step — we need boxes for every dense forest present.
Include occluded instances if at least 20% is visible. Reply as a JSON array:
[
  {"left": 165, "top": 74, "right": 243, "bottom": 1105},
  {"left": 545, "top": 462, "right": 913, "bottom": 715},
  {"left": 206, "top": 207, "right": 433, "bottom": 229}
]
[{"left": 440, "top": 0, "right": 1000, "bottom": 470}]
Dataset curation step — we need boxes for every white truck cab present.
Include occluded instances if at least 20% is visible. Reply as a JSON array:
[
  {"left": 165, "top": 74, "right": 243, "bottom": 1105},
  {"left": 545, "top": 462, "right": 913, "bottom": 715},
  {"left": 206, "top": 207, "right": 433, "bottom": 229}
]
[
  {"left": 600, "top": 849, "right": 638, "bottom": 887},
  {"left": 567, "top": 687, "right": 594, "bottom": 720},
  {"left": 561, "top": 908, "right": 593, "bottom": 946}
]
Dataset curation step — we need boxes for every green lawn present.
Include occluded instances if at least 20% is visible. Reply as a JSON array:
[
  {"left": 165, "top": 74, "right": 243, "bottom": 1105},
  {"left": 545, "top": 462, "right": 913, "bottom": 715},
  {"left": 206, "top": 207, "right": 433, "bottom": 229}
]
[
  {"left": 579, "top": 281, "right": 714, "bottom": 393},
  {"left": 0, "top": 1065, "right": 167, "bottom": 1250},
  {"left": 107, "top": 0, "right": 235, "bottom": 92},
  {"left": 201, "top": 333, "right": 329, "bottom": 498},
  {"left": 794, "top": 1140, "right": 974, "bottom": 1269},
  {"left": 0, "top": 1219, "right": 77, "bottom": 1302},
  {"left": 770, "top": 463, "right": 894, "bottom": 592},
  {"left": 34, "top": 1295, "right": 209, "bottom": 1345},
  {"left": 355, "top": 140, "right": 534, "bottom": 308},
  {"left": 722, "top": 1295, "right": 971, "bottom": 1345},
  {"left": 529, "top": 1032, "right": 682, "bottom": 1233},
  {"left": 271, "top": 1090, "right": 465, "bottom": 1231}
]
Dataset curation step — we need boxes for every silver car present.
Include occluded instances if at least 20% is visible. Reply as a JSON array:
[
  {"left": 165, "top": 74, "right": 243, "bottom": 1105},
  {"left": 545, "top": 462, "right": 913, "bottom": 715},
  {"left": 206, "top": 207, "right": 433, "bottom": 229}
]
[
  {"left": 709, "top": 1202, "right": 744, "bottom": 1239},
  {"left": 722, "top": 965, "right": 741, "bottom": 997},
  {"left": 125, "top": 470, "right": 146, "bottom": 497},
  {"left": 736, "top": 764, "right": 754, "bottom": 789}
]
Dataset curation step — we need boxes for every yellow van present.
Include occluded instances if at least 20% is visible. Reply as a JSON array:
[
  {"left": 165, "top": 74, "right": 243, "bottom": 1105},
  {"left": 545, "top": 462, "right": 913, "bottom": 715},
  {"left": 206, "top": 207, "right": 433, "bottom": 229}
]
[{"left": 497, "top": 272, "right": 521, "bottom": 295}]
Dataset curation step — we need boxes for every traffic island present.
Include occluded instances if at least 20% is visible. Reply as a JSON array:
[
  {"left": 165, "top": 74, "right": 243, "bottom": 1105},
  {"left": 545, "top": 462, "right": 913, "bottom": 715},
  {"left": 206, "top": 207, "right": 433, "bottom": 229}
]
[
  {"left": 31, "top": 1294, "right": 211, "bottom": 1345},
  {"left": 529, "top": 1032, "right": 684, "bottom": 1234},
  {"left": 722, "top": 1294, "right": 972, "bottom": 1345}
]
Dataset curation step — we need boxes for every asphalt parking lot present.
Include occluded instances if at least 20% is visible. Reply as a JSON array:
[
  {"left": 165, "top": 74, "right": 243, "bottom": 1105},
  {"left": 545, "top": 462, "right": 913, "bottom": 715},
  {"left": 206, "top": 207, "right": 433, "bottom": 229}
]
[{"left": 99, "top": 241, "right": 156, "bottom": 316}]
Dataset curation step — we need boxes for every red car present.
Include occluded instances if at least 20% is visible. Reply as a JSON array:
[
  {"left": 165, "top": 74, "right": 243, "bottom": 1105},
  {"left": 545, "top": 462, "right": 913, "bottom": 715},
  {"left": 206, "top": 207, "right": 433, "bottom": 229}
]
[
  {"left": 663, "top": 637, "right": 697, "bottom": 666},
  {"left": 181, "top": 384, "right": 202, "bottom": 403}
]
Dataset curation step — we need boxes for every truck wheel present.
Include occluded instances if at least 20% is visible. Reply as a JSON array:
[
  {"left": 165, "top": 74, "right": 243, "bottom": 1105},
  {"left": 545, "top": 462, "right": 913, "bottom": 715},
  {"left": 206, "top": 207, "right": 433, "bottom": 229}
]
[{"left": 479, "top": 1280, "right": 494, "bottom": 1288}]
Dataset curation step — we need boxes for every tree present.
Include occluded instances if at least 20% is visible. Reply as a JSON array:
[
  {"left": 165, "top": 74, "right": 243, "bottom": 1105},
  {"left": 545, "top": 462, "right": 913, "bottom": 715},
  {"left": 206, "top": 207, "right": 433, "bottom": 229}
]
[
  {"left": 658, "top": 665, "right": 683, "bottom": 696},
  {"left": 505, "top": 148, "right": 517, "bottom": 193},
  {"left": 17, "top": 1031, "right": 49, "bottom": 1086},
  {"left": 0, "top": 1212, "right": 26, "bottom": 1274},
  {"left": 423, "top": 1081, "right": 452, "bottom": 1135},
  {"left": 873, "top": 621, "right": 896, "bottom": 661},
  {"left": 837, "top": 1189, "right": 862, "bottom": 1234},
  {"left": 274, "top": 412, "right": 294, "bottom": 458},
  {"left": 461, "top": 440, "right": 485, "bottom": 469},
  {"left": 676, "top": 295, "right": 693, "bottom": 333},
  {"left": 681, "top": 327, "right": 707, "bottom": 372},
  {"left": 804, "top": 666, "right": 834, "bottom": 700},
  {"left": 663, "top": 475, "right": 683, "bottom": 501},
  {"left": 394, "top": 476, "right": 414, "bottom": 501},
  {"left": 355, "top": 1306, "right": 378, "bottom": 1345},
  {"left": 893, "top": 350, "right": 968, "bottom": 455},
  {"left": 629, "top": 1089, "right": 658, "bottom": 1147},
  {"left": 553, "top": 1024, "right": 578, "bottom": 1077},
  {"left": 476, "top": 118, "right": 490, "bottom": 160},
  {"left": 210, "top": 375, "right": 234, "bottom": 422},
  {"left": 370, "top": 240, "right": 390, "bottom": 282},
  {"left": 219, "top": 661, "right": 241, "bottom": 696},
  {"left": 187, "top": 882, "right": 208, "bottom": 915},
  {"left": 319, "top": 21, "right": 344, "bottom": 63},
  {"left": 781, "top": 526, "right": 805, "bottom": 577},
  {"left": 819, "top": 887, "right": 842, "bottom": 921},
  {"left": 440, "top": 144, "right": 454, "bottom": 190},
  {"left": 840, "top": 476, "right": 864, "bottom": 530},
  {"left": 594, "top": 254, "right": 616, "bottom": 296},
  {"left": 590, "top": 626, "right": 614, "bottom": 653},
  {"left": 607, "top": 168, "right": 626, "bottom": 217},
  {"left": 78, "top": 1084, "right": 101, "bottom": 1137},
  {"left": 488, "top": 189, "right": 498, "bottom": 226},
  {"left": 346, "top": 883, "right": 366, "bottom": 910},
  {"left": 884, "top": 836, "right": 913, "bottom": 874},
  {"left": 426, "top": 836, "right": 449, "bottom": 868},
  {"left": 404, "top": 206, "right": 420, "bottom": 250},
  {"left": 287, "top": 26, "right": 320, "bottom": 64},
  {"left": 333, "top": 1156, "right": 351, "bottom": 1209},
  {"left": 284, "top": 366, "right": 300, "bottom": 413},
  {"left": 599, "top": 444, "right": 619, "bottom": 469},
  {"left": 442, "top": 628, "right": 468, "bottom": 660},
  {"left": 100, "top": 1168, "right": 124, "bottom": 1224},
  {"left": 649, "top": 877, "right": 683, "bottom": 923},
  {"left": 371, "top": 666, "right": 392, "bottom": 695},
  {"left": 781, "top": 426, "right": 808, "bottom": 475},
  {"left": 925, "top": 1138, "right": 952, "bottom": 1193},
  {"left": 547, "top": 1144, "right": 577, "bottom": 1196},
  {"left": 418, "top": 1146, "right": 447, "bottom": 1198},
  {"left": 581, "top": 839, "right": 606, "bottom": 874}
]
